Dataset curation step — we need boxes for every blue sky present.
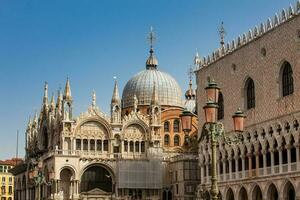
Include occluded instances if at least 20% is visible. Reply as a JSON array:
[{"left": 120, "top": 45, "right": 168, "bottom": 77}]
[{"left": 0, "top": 0, "right": 292, "bottom": 159}]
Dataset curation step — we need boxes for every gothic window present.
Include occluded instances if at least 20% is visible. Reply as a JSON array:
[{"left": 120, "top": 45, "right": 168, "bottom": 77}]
[
  {"left": 135, "top": 141, "right": 140, "bottom": 152},
  {"left": 217, "top": 92, "right": 224, "bottom": 120},
  {"left": 164, "top": 121, "right": 170, "bottom": 132},
  {"left": 164, "top": 134, "right": 170, "bottom": 146},
  {"left": 124, "top": 141, "right": 128, "bottom": 152},
  {"left": 96, "top": 140, "right": 102, "bottom": 151},
  {"left": 130, "top": 141, "right": 134, "bottom": 152},
  {"left": 76, "top": 139, "right": 81, "bottom": 150},
  {"left": 141, "top": 141, "right": 145, "bottom": 152},
  {"left": 103, "top": 140, "right": 108, "bottom": 151},
  {"left": 83, "top": 139, "right": 88, "bottom": 151},
  {"left": 246, "top": 78, "right": 255, "bottom": 109},
  {"left": 173, "top": 120, "right": 180, "bottom": 133},
  {"left": 282, "top": 62, "right": 294, "bottom": 96},
  {"left": 174, "top": 135, "right": 180, "bottom": 146},
  {"left": 90, "top": 140, "right": 95, "bottom": 151}
]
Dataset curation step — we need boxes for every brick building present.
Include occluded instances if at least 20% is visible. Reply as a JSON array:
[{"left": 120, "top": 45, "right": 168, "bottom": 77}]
[{"left": 195, "top": 1, "right": 300, "bottom": 200}]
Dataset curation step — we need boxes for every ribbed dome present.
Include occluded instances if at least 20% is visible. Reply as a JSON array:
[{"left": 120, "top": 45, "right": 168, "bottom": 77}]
[{"left": 122, "top": 69, "right": 183, "bottom": 108}]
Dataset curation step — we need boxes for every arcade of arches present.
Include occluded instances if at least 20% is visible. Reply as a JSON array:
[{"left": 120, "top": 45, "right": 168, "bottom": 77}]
[
  {"left": 59, "top": 165, "right": 113, "bottom": 199},
  {"left": 202, "top": 180, "right": 296, "bottom": 200}
]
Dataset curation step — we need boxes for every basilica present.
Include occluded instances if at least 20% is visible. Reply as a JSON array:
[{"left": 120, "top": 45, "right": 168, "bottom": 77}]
[{"left": 10, "top": 31, "right": 199, "bottom": 200}]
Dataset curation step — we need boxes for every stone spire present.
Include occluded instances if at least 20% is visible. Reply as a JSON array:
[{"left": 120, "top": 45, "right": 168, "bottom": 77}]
[
  {"left": 111, "top": 77, "right": 120, "bottom": 104},
  {"left": 64, "top": 78, "right": 72, "bottom": 102},
  {"left": 43, "top": 82, "right": 48, "bottom": 105},
  {"left": 50, "top": 93, "right": 55, "bottom": 111},
  {"left": 56, "top": 89, "right": 62, "bottom": 109},
  {"left": 111, "top": 77, "right": 121, "bottom": 125},
  {"left": 146, "top": 26, "right": 158, "bottom": 70},
  {"left": 194, "top": 50, "right": 201, "bottom": 66},
  {"left": 33, "top": 111, "right": 38, "bottom": 124}
]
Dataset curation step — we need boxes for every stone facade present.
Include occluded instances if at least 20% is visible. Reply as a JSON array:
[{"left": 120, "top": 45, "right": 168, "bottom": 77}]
[
  {"left": 10, "top": 42, "right": 199, "bottom": 200},
  {"left": 195, "top": 2, "right": 300, "bottom": 200}
]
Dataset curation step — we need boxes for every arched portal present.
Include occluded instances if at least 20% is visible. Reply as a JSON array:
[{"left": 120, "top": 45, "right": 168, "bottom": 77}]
[
  {"left": 238, "top": 187, "right": 248, "bottom": 200},
  {"left": 267, "top": 183, "right": 279, "bottom": 200},
  {"left": 283, "top": 181, "right": 295, "bottom": 200},
  {"left": 60, "top": 168, "right": 73, "bottom": 200},
  {"left": 80, "top": 165, "right": 113, "bottom": 195},
  {"left": 226, "top": 188, "right": 234, "bottom": 200},
  {"left": 252, "top": 185, "right": 262, "bottom": 200}
]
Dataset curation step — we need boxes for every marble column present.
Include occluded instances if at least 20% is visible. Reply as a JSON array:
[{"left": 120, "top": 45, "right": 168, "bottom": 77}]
[
  {"left": 248, "top": 153, "right": 252, "bottom": 177},
  {"left": 200, "top": 165, "right": 204, "bottom": 184},
  {"left": 228, "top": 157, "right": 232, "bottom": 180},
  {"left": 263, "top": 150, "right": 267, "bottom": 175},
  {"left": 271, "top": 149, "right": 275, "bottom": 174},
  {"left": 296, "top": 144, "right": 300, "bottom": 170},
  {"left": 287, "top": 145, "right": 291, "bottom": 171},
  {"left": 256, "top": 152, "right": 259, "bottom": 176},
  {"left": 279, "top": 147, "right": 283, "bottom": 173},
  {"left": 235, "top": 156, "right": 239, "bottom": 179},
  {"left": 242, "top": 155, "right": 246, "bottom": 178},
  {"left": 222, "top": 159, "right": 226, "bottom": 180}
]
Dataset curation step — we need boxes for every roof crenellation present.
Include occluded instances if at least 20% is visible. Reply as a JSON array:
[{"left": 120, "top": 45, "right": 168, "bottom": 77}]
[{"left": 195, "top": 1, "right": 300, "bottom": 71}]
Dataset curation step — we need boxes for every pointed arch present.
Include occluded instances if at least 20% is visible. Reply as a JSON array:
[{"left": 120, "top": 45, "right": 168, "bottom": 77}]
[
  {"left": 217, "top": 92, "right": 224, "bottom": 120},
  {"left": 245, "top": 77, "right": 255, "bottom": 109},
  {"left": 225, "top": 187, "right": 234, "bottom": 200},
  {"left": 281, "top": 61, "right": 294, "bottom": 97},
  {"left": 252, "top": 185, "right": 263, "bottom": 200},
  {"left": 267, "top": 183, "right": 279, "bottom": 200},
  {"left": 238, "top": 186, "right": 248, "bottom": 200},
  {"left": 282, "top": 180, "right": 296, "bottom": 200}
]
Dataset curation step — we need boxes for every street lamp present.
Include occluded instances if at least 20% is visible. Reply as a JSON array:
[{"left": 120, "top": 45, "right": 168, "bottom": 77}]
[
  {"left": 202, "top": 81, "right": 245, "bottom": 200},
  {"left": 180, "top": 109, "right": 194, "bottom": 145}
]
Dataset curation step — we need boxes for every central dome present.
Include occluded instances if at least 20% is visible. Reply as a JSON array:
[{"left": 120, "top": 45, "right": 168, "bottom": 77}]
[{"left": 122, "top": 69, "right": 183, "bottom": 108}]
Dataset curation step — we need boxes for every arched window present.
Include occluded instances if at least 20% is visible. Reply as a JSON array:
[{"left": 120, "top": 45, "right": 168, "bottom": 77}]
[
  {"left": 174, "top": 135, "right": 180, "bottom": 146},
  {"left": 246, "top": 78, "right": 255, "bottom": 109},
  {"left": 173, "top": 120, "right": 180, "bottom": 133},
  {"left": 282, "top": 62, "right": 294, "bottom": 96},
  {"left": 129, "top": 141, "right": 134, "bottom": 152},
  {"left": 164, "top": 135, "right": 170, "bottom": 146},
  {"left": 217, "top": 92, "right": 224, "bottom": 120},
  {"left": 164, "top": 121, "right": 170, "bottom": 132}
]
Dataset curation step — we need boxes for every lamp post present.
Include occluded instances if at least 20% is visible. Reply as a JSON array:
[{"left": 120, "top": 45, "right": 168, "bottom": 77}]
[
  {"left": 180, "top": 109, "right": 194, "bottom": 145},
  {"left": 201, "top": 80, "right": 246, "bottom": 200}
]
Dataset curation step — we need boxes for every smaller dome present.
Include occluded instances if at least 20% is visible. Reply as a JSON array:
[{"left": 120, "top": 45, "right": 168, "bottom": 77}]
[{"left": 185, "top": 80, "right": 196, "bottom": 100}]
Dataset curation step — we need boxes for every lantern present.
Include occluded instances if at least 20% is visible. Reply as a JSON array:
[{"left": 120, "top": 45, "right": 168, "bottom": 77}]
[
  {"left": 203, "top": 101, "right": 218, "bottom": 123},
  {"left": 205, "top": 80, "right": 220, "bottom": 103},
  {"left": 232, "top": 108, "right": 246, "bottom": 132},
  {"left": 180, "top": 110, "right": 194, "bottom": 133}
]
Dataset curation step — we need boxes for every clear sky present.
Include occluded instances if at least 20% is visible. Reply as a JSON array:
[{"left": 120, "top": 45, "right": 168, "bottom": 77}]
[{"left": 0, "top": 0, "right": 292, "bottom": 159}]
